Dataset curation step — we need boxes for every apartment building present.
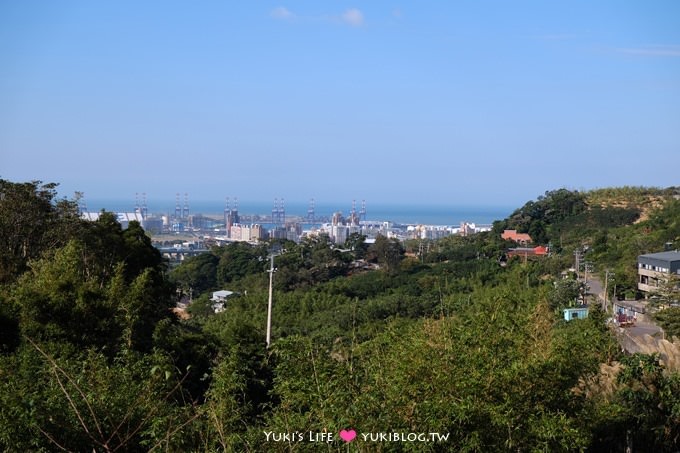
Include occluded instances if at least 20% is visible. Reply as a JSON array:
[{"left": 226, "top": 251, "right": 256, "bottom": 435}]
[{"left": 637, "top": 250, "right": 680, "bottom": 295}]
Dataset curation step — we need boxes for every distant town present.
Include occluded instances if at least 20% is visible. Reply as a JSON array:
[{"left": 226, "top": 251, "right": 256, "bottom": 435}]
[{"left": 79, "top": 194, "right": 492, "bottom": 263}]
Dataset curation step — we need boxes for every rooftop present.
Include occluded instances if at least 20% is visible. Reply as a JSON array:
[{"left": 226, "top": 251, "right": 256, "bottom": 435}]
[{"left": 639, "top": 250, "right": 680, "bottom": 262}]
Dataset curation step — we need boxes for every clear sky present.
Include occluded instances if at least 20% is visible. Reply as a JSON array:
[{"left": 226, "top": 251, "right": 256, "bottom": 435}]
[{"left": 1, "top": 1, "right": 679, "bottom": 208}]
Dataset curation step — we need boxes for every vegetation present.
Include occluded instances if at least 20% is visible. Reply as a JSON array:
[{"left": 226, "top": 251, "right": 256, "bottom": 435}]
[{"left": 1, "top": 179, "right": 680, "bottom": 451}]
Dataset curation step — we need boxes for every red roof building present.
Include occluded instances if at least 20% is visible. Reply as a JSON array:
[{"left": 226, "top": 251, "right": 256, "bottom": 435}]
[
  {"left": 501, "top": 229, "right": 533, "bottom": 244},
  {"left": 507, "top": 246, "right": 549, "bottom": 259}
]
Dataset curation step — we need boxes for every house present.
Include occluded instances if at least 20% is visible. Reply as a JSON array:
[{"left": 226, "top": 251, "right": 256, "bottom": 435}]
[
  {"left": 563, "top": 305, "right": 589, "bottom": 321},
  {"left": 210, "top": 290, "right": 235, "bottom": 313},
  {"left": 506, "top": 246, "right": 549, "bottom": 259},
  {"left": 501, "top": 230, "right": 532, "bottom": 245},
  {"left": 637, "top": 250, "right": 680, "bottom": 296}
]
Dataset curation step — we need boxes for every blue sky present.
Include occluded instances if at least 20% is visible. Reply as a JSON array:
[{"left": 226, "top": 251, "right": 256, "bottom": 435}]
[{"left": 1, "top": 1, "right": 679, "bottom": 208}]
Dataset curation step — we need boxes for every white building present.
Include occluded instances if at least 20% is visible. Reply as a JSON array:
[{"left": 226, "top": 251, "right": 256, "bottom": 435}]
[
  {"left": 81, "top": 212, "right": 144, "bottom": 230},
  {"left": 331, "top": 224, "right": 349, "bottom": 244},
  {"left": 210, "top": 290, "right": 235, "bottom": 313}
]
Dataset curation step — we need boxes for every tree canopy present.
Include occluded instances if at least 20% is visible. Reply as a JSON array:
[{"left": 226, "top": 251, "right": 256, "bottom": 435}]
[{"left": 2, "top": 180, "right": 680, "bottom": 451}]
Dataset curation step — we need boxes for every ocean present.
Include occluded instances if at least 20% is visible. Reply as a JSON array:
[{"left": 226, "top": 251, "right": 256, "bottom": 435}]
[{"left": 84, "top": 199, "right": 513, "bottom": 226}]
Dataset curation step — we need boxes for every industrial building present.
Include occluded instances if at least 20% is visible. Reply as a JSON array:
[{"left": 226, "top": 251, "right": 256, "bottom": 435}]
[{"left": 81, "top": 212, "right": 144, "bottom": 230}]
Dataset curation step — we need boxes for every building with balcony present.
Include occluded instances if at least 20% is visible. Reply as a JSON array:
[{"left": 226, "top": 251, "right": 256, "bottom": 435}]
[{"left": 637, "top": 250, "right": 680, "bottom": 295}]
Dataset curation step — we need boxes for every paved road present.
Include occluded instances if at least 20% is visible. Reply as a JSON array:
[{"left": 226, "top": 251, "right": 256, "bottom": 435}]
[
  {"left": 586, "top": 276, "right": 603, "bottom": 297},
  {"left": 625, "top": 319, "right": 663, "bottom": 339},
  {"left": 588, "top": 275, "right": 664, "bottom": 351},
  {"left": 585, "top": 276, "right": 604, "bottom": 307}
]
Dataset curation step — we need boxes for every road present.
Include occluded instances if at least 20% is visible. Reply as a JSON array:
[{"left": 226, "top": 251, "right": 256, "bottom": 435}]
[
  {"left": 587, "top": 275, "right": 664, "bottom": 351},
  {"left": 625, "top": 319, "right": 663, "bottom": 339},
  {"left": 585, "top": 275, "right": 604, "bottom": 307}
]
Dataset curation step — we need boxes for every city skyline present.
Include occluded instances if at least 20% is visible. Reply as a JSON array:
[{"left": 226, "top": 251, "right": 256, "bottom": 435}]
[
  {"left": 81, "top": 195, "right": 512, "bottom": 227},
  {"left": 2, "top": 1, "right": 679, "bottom": 207}
]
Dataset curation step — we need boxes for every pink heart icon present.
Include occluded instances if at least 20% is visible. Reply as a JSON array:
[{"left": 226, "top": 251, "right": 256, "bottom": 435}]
[{"left": 339, "top": 429, "right": 357, "bottom": 442}]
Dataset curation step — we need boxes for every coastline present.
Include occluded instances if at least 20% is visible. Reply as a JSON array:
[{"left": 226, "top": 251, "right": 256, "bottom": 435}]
[{"left": 83, "top": 199, "right": 513, "bottom": 226}]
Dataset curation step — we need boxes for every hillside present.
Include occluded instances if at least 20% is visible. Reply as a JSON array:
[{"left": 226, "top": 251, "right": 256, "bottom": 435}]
[
  {"left": 586, "top": 186, "right": 680, "bottom": 222},
  {"left": 1, "top": 179, "right": 680, "bottom": 451}
]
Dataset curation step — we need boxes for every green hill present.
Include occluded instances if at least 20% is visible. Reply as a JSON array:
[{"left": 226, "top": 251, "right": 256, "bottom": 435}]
[{"left": 2, "top": 179, "right": 680, "bottom": 451}]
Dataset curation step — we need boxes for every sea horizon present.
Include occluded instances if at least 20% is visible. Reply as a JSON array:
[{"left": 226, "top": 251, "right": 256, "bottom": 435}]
[{"left": 83, "top": 199, "right": 514, "bottom": 226}]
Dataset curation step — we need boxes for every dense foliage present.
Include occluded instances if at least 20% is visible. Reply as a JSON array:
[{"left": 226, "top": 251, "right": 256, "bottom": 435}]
[{"left": 1, "top": 179, "right": 679, "bottom": 451}]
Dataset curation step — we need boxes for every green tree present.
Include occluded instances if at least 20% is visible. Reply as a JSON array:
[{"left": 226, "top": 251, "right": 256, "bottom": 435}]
[
  {"left": 7, "top": 207, "right": 171, "bottom": 354},
  {"left": 548, "top": 278, "right": 581, "bottom": 311},
  {"left": 504, "top": 189, "right": 588, "bottom": 245},
  {"left": 0, "top": 342, "right": 197, "bottom": 452},
  {"left": 0, "top": 179, "right": 81, "bottom": 283},
  {"left": 654, "top": 273, "right": 680, "bottom": 307},
  {"left": 170, "top": 252, "right": 219, "bottom": 295},
  {"left": 595, "top": 354, "right": 680, "bottom": 451},
  {"left": 368, "top": 234, "right": 404, "bottom": 274},
  {"left": 653, "top": 306, "right": 680, "bottom": 340},
  {"left": 199, "top": 348, "right": 253, "bottom": 451},
  {"left": 344, "top": 232, "right": 368, "bottom": 259},
  {"left": 216, "top": 242, "right": 267, "bottom": 286}
]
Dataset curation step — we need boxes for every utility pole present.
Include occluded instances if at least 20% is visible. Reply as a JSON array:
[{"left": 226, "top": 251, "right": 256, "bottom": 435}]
[
  {"left": 266, "top": 254, "right": 276, "bottom": 348},
  {"left": 604, "top": 270, "right": 615, "bottom": 313},
  {"left": 584, "top": 262, "right": 593, "bottom": 284},
  {"left": 574, "top": 250, "right": 582, "bottom": 280},
  {"left": 583, "top": 261, "right": 593, "bottom": 303}
]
